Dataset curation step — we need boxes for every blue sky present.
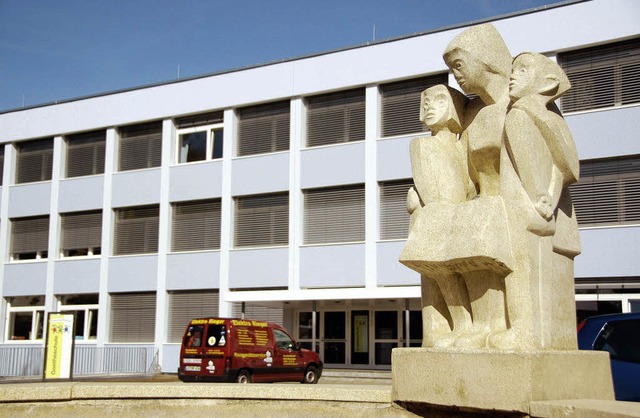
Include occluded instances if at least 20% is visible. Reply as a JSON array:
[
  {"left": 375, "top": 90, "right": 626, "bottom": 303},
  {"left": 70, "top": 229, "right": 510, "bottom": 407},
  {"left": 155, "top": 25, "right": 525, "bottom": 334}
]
[{"left": 0, "top": 0, "right": 561, "bottom": 112}]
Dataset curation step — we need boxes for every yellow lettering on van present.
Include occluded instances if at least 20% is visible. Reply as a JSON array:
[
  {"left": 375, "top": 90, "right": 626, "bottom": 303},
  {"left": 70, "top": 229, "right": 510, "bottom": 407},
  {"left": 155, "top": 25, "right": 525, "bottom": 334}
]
[
  {"left": 232, "top": 320, "right": 252, "bottom": 326},
  {"left": 191, "top": 319, "right": 207, "bottom": 325},
  {"left": 208, "top": 319, "right": 225, "bottom": 325},
  {"left": 251, "top": 321, "right": 267, "bottom": 327}
]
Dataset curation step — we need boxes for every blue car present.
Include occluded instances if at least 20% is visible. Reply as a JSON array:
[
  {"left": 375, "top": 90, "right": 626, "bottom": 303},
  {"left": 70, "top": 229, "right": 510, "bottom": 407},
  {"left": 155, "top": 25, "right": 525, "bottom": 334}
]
[{"left": 577, "top": 312, "right": 640, "bottom": 402}]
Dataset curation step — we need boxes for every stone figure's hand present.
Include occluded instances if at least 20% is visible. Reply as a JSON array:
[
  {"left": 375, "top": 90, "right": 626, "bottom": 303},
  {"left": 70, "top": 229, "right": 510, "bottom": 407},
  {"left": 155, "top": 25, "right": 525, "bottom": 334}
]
[
  {"left": 534, "top": 195, "right": 553, "bottom": 220},
  {"left": 407, "top": 187, "right": 421, "bottom": 214}
]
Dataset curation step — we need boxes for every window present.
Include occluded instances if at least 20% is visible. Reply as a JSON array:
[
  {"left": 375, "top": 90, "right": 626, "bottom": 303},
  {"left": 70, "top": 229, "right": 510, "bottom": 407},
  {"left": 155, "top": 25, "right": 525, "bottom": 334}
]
[
  {"left": 10, "top": 215, "right": 49, "bottom": 260},
  {"left": 109, "top": 292, "right": 156, "bottom": 343},
  {"left": 118, "top": 122, "right": 162, "bottom": 171},
  {"left": 307, "top": 89, "right": 365, "bottom": 147},
  {"left": 175, "top": 111, "right": 224, "bottom": 163},
  {"left": 58, "top": 294, "right": 99, "bottom": 341},
  {"left": 274, "top": 328, "right": 295, "bottom": 350},
  {"left": 237, "top": 101, "right": 290, "bottom": 156},
  {"left": 594, "top": 319, "right": 640, "bottom": 364},
  {"left": 559, "top": 38, "right": 640, "bottom": 113},
  {"left": 60, "top": 210, "right": 102, "bottom": 257},
  {"left": 16, "top": 138, "right": 54, "bottom": 184},
  {"left": 234, "top": 193, "right": 288, "bottom": 248},
  {"left": 5, "top": 296, "right": 45, "bottom": 341},
  {"left": 380, "top": 74, "right": 448, "bottom": 137},
  {"left": 167, "top": 290, "right": 219, "bottom": 343},
  {"left": 0, "top": 146, "right": 5, "bottom": 186},
  {"left": 66, "top": 130, "right": 106, "bottom": 177},
  {"left": 374, "top": 311, "right": 398, "bottom": 365},
  {"left": 304, "top": 184, "right": 365, "bottom": 244},
  {"left": 171, "top": 199, "right": 221, "bottom": 252},
  {"left": 570, "top": 155, "right": 640, "bottom": 227},
  {"left": 379, "top": 179, "right": 413, "bottom": 240},
  {"left": 113, "top": 205, "right": 159, "bottom": 255}
]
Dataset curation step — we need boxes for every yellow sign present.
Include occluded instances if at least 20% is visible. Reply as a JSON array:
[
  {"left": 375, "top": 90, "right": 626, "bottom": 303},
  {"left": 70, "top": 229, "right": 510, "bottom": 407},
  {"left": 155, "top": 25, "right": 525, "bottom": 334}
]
[{"left": 44, "top": 313, "right": 75, "bottom": 380}]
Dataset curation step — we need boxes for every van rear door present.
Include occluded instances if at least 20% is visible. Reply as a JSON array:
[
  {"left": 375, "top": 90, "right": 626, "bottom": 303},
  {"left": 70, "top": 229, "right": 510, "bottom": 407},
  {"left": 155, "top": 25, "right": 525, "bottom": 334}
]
[{"left": 201, "top": 320, "right": 228, "bottom": 378}]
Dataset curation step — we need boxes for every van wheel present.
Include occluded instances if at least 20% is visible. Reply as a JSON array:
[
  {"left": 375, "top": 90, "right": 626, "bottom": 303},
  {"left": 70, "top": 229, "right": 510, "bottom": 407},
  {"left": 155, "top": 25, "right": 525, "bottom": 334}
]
[
  {"left": 236, "top": 369, "right": 252, "bottom": 383},
  {"left": 302, "top": 366, "right": 319, "bottom": 384}
]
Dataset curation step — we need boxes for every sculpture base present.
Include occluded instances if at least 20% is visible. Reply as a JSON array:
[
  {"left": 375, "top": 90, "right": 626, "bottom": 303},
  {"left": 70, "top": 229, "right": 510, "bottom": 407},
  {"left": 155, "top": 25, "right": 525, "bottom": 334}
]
[{"left": 391, "top": 347, "right": 614, "bottom": 415}]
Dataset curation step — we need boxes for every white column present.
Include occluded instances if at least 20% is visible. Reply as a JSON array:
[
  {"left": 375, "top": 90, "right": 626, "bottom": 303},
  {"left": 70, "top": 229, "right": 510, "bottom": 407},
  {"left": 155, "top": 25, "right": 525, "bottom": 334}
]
[
  {"left": 0, "top": 144, "right": 15, "bottom": 341},
  {"left": 365, "top": 85, "right": 380, "bottom": 289},
  {"left": 288, "top": 98, "right": 304, "bottom": 291},
  {"left": 153, "top": 119, "right": 174, "bottom": 366},
  {"left": 218, "top": 109, "right": 235, "bottom": 317},
  {"left": 45, "top": 136, "right": 64, "bottom": 313},
  {"left": 96, "top": 128, "right": 117, "bottom": 345}
]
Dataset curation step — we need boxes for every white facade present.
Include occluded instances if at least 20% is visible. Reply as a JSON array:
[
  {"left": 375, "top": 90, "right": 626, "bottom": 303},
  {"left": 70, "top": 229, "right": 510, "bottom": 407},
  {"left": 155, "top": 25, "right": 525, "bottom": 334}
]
[{"left": 1, "top": 0, "right": 639, "bottom": 373}]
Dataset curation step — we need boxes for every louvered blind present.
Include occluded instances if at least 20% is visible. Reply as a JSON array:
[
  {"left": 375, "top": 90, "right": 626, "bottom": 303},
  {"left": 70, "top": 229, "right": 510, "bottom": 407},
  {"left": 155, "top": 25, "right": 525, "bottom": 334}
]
[
  {"left": 234, "top": 193, "right": 289, "bottom": 248},
  {"left": 380, "top": 180, "right": 413, "bottom": 240},
  {"left": 172, "top": 199, "right": 221, "bottom": 251},
  {"left": 110, "top": 292, "right": 156, "bottom": 343},
  {"left": 570, "top": 155, "right": 640, "bottom": 226},
  {"left": 114, "top": 206, "right": 159, "bottom": 255},
  {"left": 119, "top": 122, "right": 162, "bottom": 171},
  {"left": 381, "top": 74, "right": 448, "bottom": 137},
  {"left": 66, "top": 131, "right": 106, "bottom": 178},
  {"left": 231, "top": 303, "right": 284, "bottom": 325},
  {"left": 167, "top": 290, "right": 219, "bottom": 342},
  {"left": 16, "top": 139, "right": 53, "bottom": 184},
  {"left": 11, "top": 216, "right": 50, "bottom": 256},
  {"left": 560, "top": 38, "right": 640, "bottom": 113},
  {"left": 61, "top": 211, "right": 102, "bottom": 254},
  {"left": 304, "top": 184, "right": 365, "bottom": 244},
  {"left": 175, "top": 111, "right": 223, "bottom": 129},
  {"left": 237, "top": 101, "right": 290, "bottom": 156},
  {"left": 307, "top": 89, "right": 366, "bottom": 147}
]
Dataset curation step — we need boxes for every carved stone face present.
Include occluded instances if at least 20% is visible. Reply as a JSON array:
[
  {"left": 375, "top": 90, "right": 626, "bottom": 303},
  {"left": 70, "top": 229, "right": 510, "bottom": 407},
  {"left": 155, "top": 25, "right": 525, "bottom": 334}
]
[
  {"left": 445, "top": 49, "right": 487, "bottom": 96},
  {"left": 509, "top": 54, "right": 538, "bottom": 101},
  {"left": 421, "top": 91, "right": 450, "bottom": 131}
]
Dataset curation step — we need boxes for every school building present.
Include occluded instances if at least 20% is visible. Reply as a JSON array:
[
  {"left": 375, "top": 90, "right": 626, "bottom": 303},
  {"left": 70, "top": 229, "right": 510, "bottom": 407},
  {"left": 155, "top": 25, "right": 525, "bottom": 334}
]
[{"left": 0, "top": 0, "right": 639, "bottom": 373}]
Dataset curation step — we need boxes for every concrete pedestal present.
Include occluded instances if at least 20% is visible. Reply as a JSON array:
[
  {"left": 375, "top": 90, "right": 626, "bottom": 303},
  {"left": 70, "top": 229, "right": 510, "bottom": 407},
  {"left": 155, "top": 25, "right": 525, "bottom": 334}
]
[{"left": 392, "top": 347, "right": 614, "bottom": 415}]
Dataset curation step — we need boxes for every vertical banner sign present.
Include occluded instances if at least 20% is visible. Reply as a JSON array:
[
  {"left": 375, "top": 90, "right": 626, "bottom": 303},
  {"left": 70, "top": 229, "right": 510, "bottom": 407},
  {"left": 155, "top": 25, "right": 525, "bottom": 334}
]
[
  {"left": 43, "top": 313, "right": 75, "bottom": 380},
  {"left": 353, "top": 315, "right": 368, "bottom": 353}
]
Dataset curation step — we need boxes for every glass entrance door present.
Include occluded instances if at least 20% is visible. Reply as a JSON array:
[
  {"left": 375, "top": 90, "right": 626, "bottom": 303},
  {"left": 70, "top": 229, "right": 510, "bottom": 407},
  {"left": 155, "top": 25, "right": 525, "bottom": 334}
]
[{"left": 351, "top": 310, "right": 369, "bottom": 365}]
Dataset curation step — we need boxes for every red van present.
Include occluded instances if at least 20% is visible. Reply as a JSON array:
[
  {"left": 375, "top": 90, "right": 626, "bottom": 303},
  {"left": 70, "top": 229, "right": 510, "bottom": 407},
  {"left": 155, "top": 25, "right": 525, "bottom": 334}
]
[{"left": 177, "top": 318, "right": 323, "bottom": 383}]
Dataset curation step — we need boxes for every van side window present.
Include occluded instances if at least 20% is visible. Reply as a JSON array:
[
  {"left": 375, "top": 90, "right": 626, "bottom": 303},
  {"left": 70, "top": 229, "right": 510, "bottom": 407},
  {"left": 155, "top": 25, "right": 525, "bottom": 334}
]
[
  {"left": 185, "top": 325, "right": 204, "bottom": 347},
  {"left": 206, "top": 324, "right": 227, "bottom": 347},
  {"left": 274, "top": 329, "right": 295, "bottom": 350}
]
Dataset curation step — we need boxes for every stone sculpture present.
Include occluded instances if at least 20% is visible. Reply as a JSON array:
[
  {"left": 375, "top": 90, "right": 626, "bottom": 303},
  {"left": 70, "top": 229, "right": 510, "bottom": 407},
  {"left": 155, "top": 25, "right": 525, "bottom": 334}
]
[{"left": 400, "top": 24, "right": 580, "bottom": 350}]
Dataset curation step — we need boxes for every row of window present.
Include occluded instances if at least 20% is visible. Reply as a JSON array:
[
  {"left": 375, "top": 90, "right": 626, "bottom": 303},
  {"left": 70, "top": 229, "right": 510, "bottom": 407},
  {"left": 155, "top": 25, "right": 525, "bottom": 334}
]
[
  {"left": 4, "top": 38, "right": 637, "bottom": 186},
  {"left": 9, "top": 153, "right": 640, "bottom": 260}
]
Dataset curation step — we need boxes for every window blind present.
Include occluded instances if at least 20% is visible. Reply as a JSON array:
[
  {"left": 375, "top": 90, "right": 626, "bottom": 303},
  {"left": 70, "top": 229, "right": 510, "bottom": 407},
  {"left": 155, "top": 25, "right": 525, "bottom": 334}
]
[
  {"left": 114, "top": 206, "right": 159, "bottom": 255},
  {"left": 234, "top": 193, "right": 289, "bottom": 248},
  {"left": 231, "top": 303, "right": 284, "bottom": 325},
  {"left": 237, "top": 101, "right": 290, "bottom": 156},
  {"left": 379, "top": 179, "right": 413, "bottom": 240},
  {"left": 307, "top": 89, "right": 366, "bottom": 147},
  {"left": 560, "top": 38, "right": 640, "bottom": 113},
  {"left": 380, "top": 74, "right": 448, "bottom": 137},
  {"left": 61, "top": 211, "right": 102, "bottom": 254},
  {"left": 11, "top": 216, "right": 50, "bottom": 256},
  {"left": 304, "top": 184, "right": 365, "bottom": 244},
  {"left": 570, "top": 155, "right": 640, "bottom": 226},
  {"left": 171, "top": 199, "right": 221, "bottom": 252},
  {"left": 16, "top": 139, "right": 54, "bottom": 184},
  {"left": 66, "top": 130, "right": 106, "bottom": 178},
  {"left": 167, "top": 290, "right": 220, "bottom": 342},
  {"left": 175, "top": 111, "right": 223, "bottom": 129},
  {"left": 118, "top": 122, "right": 162, "bottom": 171},
  {"left": 110, "top": 292, "right": 156, "bottom": 343}
]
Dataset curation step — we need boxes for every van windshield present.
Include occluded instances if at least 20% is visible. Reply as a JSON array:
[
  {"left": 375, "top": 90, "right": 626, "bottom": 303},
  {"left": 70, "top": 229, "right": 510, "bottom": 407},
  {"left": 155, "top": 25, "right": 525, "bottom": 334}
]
[
  {"left": 184, "top": 325, "right": 204, "bottom": 347},
  {"left": 206, "top": 324, "right": 227, "bottom": 347}
]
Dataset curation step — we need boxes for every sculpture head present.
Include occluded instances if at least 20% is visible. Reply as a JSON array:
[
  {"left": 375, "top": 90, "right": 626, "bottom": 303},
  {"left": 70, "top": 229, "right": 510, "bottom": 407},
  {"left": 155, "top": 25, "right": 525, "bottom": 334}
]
[
  {"left": 509, "top": 52, "right": 570, "bottom": 103},
  {"left": 443, "top": 24, "right": 511, "bottom": 98},
  {"left": 420, "top": 84, "right": 468, "bottom": 134}
]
